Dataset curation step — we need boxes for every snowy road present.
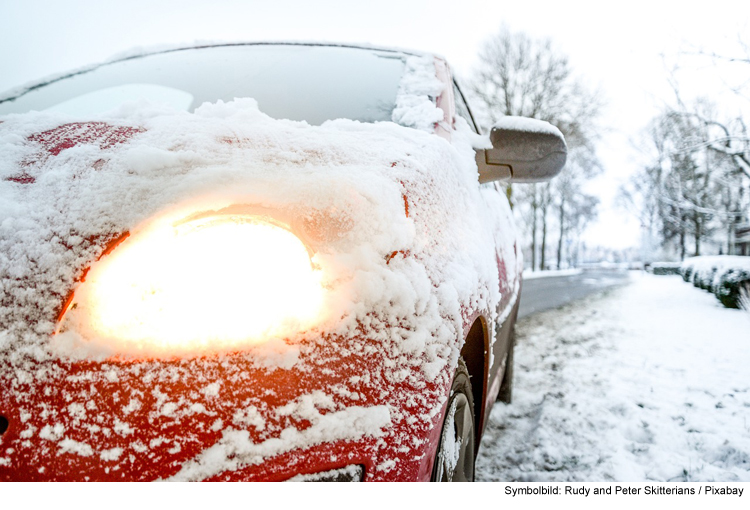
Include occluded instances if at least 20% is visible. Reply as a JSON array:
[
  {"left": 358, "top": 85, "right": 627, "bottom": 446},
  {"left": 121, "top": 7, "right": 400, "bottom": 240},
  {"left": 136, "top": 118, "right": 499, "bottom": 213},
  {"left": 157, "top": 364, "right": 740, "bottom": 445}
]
[
  {"left": 518, "top": 268, "right": 631, "bottom": 319},
  {"left": 477, "top": 273, "right": 750, "bottom": 482}
]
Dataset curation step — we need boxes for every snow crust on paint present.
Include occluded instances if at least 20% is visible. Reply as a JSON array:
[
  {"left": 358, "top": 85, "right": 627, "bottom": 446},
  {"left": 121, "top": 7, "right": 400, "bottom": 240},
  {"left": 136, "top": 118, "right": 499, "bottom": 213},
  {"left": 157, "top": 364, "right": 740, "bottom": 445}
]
[
  {"left": 285, "top": 463, "right": 362, "bottom": 482},
  {"left": 0, "top": 52, "right": 519, "bottom": 478},
  {"left": 477, "top": 273, "right": 750, "bottom": 482},
  {"left": 167, "top": 399, "right": 390, "bottom": 481}
]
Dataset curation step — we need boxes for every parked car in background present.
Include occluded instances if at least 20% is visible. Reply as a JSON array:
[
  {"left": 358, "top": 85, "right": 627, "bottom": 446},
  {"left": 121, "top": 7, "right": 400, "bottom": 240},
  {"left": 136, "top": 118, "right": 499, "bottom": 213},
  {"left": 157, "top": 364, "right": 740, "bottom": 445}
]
[{"left": 0, "top": 43, "right": 565, "bottom": 481}]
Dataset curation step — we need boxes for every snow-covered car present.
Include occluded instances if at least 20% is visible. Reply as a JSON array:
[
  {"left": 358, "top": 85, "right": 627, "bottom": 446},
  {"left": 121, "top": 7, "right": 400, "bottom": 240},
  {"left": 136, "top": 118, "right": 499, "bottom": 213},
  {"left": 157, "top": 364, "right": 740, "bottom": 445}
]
[{"left": 0, "top": 43, "right": 565, "bottom": 481}]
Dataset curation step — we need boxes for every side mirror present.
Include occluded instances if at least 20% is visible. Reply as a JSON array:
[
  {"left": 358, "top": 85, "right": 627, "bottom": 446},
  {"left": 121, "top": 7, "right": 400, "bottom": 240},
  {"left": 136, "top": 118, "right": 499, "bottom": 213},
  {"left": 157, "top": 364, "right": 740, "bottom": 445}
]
[{"left": 475, "top": 117, "right": 567, "bottom": 184}]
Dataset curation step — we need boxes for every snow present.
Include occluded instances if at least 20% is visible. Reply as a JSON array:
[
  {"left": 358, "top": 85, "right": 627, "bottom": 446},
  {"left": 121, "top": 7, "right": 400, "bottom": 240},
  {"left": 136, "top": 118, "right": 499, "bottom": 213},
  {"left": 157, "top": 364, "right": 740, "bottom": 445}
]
[
  {"left": 285, "top": 463, "right": 363, "bottom": 482},
  {"left": 434, "top": 396, "right": 461, "bottom": 480},
  {"left": 493, "top": 116, "right": 564, "bottom": 137},
  {"left": 57, "top": 438, "right": 94, "bottom": 457},
  {"left": 166, "top": 403, "right": 391, "bottom": 481},
  {"left": 477, "top": 273, "right": 750, "bottom": 482},
  {"left": 99, "top": 447, "right": 123, "bottom": 461},
  {"left": 391, "top": 55, "right": 445, "bottom": 132}
]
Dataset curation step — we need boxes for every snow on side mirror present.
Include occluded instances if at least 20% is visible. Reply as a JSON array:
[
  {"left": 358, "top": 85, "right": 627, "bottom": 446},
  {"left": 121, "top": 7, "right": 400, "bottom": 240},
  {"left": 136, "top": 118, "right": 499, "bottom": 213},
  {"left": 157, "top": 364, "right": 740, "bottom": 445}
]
[{"left": 475, "top": 117, "right": 567, "bottom": 184}]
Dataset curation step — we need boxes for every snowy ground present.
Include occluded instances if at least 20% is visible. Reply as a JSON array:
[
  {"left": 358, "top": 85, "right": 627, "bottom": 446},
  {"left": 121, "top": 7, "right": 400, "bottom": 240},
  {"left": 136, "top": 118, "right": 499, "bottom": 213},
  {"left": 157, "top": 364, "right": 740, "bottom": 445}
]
[{"left": 477, "top": 272, "right": 750, "bottom": 482}]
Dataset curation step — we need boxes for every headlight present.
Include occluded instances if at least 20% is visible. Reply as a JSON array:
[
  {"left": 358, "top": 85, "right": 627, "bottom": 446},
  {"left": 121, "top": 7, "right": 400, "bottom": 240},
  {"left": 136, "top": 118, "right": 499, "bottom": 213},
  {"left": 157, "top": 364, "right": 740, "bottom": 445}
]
[{"left": 61, "top": 213, "right": 324, "bottom": 356}]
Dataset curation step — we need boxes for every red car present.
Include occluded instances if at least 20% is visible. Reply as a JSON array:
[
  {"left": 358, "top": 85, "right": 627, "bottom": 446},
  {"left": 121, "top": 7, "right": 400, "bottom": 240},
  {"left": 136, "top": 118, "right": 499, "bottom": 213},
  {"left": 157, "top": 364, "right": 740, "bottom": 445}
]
[{"left": 0, "top": 43, "right": 565, "bottom": 481}]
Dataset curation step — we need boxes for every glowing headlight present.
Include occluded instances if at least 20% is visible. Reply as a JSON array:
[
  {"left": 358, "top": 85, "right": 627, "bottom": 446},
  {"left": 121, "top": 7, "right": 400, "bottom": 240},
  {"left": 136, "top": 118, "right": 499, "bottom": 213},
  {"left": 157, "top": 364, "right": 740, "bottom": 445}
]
[{"left": 63, "top": 215, "right": 323, "bottom": 355}]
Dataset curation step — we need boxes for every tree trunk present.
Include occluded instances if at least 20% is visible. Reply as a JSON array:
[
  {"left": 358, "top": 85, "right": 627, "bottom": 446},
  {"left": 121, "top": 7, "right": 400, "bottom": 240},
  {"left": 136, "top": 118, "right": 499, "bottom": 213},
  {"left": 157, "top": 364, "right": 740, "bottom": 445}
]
[
  {"left": 679, "top": 216, "right": 686, "bottom": 261},
  {"left": 694, "top": 215, "right": 701, "bottom": 256},
  {"left": 506, "top": 184, "right": 513, "bottom": 210},
  {"left": 540, "top": 203, "right": 548, "bottom": 271},
  {"left": 531, "top": 186, "right": 538, "bottom": 271},
  {"left": 694, "top": 220, "right": 701, "bottom": 257},
  {"left": 556, "top": 197, "right": 565, "bottom": 270}
]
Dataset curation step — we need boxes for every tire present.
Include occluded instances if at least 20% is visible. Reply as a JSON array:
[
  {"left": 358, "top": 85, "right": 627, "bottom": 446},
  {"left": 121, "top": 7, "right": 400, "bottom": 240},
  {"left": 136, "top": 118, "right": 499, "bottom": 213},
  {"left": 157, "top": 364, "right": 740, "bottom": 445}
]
[
  {"left": 431, "top": 358, "right": 475, "bottom": 482},
  {"left": 496, "top": 332, "right": 514, "bottom": 404}
]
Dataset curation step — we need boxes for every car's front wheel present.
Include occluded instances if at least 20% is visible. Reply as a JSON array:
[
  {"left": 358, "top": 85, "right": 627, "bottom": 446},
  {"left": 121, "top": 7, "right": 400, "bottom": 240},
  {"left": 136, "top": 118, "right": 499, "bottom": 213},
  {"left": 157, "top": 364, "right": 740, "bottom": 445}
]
[{"left": 431, "top": 358, "right": 475, "bottom": 482}]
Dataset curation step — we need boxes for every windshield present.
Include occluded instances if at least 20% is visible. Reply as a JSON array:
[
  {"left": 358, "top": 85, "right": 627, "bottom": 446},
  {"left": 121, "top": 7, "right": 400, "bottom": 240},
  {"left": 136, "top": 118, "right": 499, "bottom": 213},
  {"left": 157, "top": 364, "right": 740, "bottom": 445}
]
[{"left": 0, "top": 44, "right": 407, "bottom": 125}]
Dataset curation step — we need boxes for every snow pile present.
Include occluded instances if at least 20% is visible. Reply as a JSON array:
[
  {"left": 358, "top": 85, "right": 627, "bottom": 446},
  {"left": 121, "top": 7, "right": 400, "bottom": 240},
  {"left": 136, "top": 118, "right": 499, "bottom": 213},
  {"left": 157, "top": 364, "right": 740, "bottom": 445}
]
[
  {"left": 477, "top": 273, "right": 750, "bottom": 482},
  {"left": 0, "top": 53, "right": 519, "bottom": 477}
]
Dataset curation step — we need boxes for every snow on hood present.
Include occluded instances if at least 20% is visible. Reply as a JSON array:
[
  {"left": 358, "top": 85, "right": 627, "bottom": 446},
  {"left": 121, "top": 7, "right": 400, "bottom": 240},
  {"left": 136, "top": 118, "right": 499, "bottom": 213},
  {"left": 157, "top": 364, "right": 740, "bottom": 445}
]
[{"left": 0, "top": 78, "right": 506, "bottom": 377}]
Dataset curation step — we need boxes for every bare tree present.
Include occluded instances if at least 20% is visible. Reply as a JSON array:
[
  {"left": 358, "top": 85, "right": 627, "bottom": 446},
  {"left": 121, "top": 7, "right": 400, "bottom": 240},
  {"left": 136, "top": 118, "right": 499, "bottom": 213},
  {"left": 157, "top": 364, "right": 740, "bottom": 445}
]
[
  {"left": 621, "top": 101, "right": 749, "bottom": 259},
  {"left": 618, "top": 31, "right": 750, "bottom": 260},
  {"left": 673, "top": 35, "right": 750, "bottom": 180},
  {"left": 553, "top": 175, "right": 599, "bottom": 269},
  {"left": 470, "top": 26, "right": 603, "bottom": 270}
]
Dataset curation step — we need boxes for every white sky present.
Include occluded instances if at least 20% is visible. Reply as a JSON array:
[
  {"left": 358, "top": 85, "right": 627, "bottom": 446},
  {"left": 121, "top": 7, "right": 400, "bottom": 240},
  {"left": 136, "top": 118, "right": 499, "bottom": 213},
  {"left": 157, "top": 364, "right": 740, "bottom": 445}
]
[{"left": 2, "top": 0, "right": 749, "bottom": 249}]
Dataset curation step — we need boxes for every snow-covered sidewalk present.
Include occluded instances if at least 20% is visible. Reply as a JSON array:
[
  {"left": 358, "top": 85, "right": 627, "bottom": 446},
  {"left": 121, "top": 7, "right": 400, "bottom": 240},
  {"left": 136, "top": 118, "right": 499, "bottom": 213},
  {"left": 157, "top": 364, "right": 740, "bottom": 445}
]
[{"left": 477, "top": 273, "right": 750, "bottom": 482}]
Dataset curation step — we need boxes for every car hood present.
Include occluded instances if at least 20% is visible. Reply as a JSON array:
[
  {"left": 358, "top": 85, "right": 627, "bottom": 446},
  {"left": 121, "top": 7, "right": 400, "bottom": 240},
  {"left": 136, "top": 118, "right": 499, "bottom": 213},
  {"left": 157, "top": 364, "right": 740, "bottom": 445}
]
[{"left": 0, "top": 100, "right": 515, "bottom": 479}]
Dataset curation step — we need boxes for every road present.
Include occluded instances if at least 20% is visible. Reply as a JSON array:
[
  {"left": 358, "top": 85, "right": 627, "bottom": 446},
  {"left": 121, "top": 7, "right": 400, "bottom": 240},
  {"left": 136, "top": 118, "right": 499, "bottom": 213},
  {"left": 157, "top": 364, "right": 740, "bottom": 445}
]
[{"left": 518, "top": 268, "right": 632, "bottom": 319}]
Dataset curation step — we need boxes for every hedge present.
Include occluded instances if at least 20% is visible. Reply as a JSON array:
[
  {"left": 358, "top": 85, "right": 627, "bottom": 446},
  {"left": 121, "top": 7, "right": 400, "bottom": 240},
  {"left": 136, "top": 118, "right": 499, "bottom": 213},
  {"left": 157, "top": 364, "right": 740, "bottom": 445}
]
[{"left": 680, "top": 256, "right": 750, "bottom": 309}]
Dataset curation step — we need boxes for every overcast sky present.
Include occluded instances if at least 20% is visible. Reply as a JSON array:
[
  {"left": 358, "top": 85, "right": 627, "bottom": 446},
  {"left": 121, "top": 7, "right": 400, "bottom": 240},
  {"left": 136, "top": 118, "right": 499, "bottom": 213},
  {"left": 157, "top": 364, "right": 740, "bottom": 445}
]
[{"left": 2, "top": 0, "right": 749, "bottom": 250}]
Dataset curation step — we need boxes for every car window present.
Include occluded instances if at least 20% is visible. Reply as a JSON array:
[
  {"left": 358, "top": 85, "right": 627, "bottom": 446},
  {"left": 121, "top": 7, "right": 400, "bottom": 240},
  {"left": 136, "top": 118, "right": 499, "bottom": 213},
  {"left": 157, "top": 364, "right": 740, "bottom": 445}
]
[
  {"left": 453, "top": 81, "right": 479, "bottom": 134},
  {"left": 0, "top": 45, "right": 406, "bottom": 125}
]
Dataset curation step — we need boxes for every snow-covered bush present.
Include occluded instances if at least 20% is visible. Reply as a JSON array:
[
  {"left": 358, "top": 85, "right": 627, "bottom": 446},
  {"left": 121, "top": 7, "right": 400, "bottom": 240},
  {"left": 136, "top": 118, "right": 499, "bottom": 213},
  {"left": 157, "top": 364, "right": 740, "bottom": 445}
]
[
  {"left": 650, "top": 262, "right": 680, "bottom": 275},
  {"left": 715, "top": 267, "right": 750, "bottom": 309},
  {"left": 680, "top": 262, "right": 695, "bottom": 282},
  {"left": 680, "top": 256, "right": 750, "bottom": 308},
  {"left": 740, "top": 286, "right": 750, "bottom": 312},
  {"left": 680, "top": 259, "right": 716, "bottom": 289},
  {"left": 696, "top": 266, "right": 718, "bottom": 290}
]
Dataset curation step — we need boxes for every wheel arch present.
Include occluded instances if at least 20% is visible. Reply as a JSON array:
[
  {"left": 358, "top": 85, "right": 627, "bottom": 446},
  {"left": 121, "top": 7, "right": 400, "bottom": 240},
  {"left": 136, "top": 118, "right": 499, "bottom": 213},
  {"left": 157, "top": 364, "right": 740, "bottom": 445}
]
[{"left": 459, "top": 315, "right": 490, "bottom": 447}]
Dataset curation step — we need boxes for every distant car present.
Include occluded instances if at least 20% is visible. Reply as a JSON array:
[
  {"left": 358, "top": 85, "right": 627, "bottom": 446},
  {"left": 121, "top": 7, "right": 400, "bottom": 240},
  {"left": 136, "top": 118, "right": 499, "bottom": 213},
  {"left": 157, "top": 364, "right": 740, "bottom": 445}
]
[{"left": 0, "top": 43, "right": 565, "bottom": 481}]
